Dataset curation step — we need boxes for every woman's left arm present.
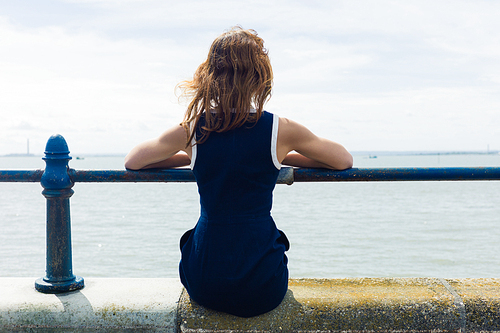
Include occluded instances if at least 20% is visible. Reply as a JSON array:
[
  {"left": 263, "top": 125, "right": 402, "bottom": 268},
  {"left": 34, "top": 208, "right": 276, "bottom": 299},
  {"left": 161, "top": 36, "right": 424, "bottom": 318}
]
[
  {"left": 281, "top": 152, "right": 335, "bottom": 168},
  {"left": 124, "top": 124, "right": 191, "bottom": 170},
  {"left": 277, "top": 117, "right": 353, "bottom": 170}
]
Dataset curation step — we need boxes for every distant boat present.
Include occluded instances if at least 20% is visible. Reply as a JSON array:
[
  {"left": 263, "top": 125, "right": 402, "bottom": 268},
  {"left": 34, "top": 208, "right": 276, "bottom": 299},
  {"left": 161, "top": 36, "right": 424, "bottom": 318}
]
[
  {"left": 369, "top": 155, "right": 377, "bottom": 159},
  {"left": 76, "top": 156, "right": 85, "bottom": 160}
]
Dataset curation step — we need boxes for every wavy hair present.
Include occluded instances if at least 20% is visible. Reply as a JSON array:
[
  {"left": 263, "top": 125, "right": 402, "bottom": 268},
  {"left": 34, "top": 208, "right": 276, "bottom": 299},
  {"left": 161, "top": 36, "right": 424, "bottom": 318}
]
[{"left": 178, "top": 27, "right": 273, "bottom": 145}]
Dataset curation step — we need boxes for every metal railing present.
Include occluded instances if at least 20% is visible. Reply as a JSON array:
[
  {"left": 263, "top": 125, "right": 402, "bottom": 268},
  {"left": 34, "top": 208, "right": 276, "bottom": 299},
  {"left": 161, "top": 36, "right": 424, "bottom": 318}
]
[{"left": 1, "top": 134, "right": 500, "bottom": 293}]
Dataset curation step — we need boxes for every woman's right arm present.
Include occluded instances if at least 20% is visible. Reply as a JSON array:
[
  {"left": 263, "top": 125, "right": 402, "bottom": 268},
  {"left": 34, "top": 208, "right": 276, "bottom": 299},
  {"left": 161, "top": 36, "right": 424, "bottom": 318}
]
[
  {"left": 124, "top": 124, "right": 191, "bottom": 170},
  {"left": 277, "top": 117, "right": 353, "bottom": 170}
]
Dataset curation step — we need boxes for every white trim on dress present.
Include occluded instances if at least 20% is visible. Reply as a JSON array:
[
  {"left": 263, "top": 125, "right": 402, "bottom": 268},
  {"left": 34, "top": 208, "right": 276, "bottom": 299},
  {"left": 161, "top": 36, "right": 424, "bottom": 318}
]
[
  {"left": 271, "top": 113, "right": 281, "bottom": 170},
  {"left": 189, "top": 124, "right": 197, "bottom": 170}
]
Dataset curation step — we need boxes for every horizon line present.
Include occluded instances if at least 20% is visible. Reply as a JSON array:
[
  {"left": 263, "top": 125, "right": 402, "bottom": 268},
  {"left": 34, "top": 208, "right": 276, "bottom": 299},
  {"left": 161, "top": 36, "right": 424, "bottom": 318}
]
[{"left": 2, "top": 150, "right": 499, "bottom": 158}]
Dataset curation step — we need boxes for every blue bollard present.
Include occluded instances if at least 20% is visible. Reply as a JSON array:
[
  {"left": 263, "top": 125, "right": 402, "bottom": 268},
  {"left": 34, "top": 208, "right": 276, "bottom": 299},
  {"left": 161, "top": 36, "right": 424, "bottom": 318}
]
[{"left": 35, "top": 134, "right": 84, "bottom": 293}]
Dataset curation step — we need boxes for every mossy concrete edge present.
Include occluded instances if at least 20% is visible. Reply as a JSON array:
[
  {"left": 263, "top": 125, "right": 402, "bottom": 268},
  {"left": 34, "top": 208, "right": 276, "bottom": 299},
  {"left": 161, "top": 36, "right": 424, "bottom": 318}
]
[
  {"left": 446, "top": 278, "right": 500, "bottom": 332},
  {"left": 179, "top": 278, "right": 500, "bottom": 333}
]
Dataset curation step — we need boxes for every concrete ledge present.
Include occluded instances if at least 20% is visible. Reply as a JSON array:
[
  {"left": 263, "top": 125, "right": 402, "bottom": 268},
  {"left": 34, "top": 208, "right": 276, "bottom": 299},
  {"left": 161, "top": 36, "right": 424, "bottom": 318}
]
[
  {"left": 0, "top": 278, "right": 182, "bottom": 332},
  {"left": 179, "top": 278, "right": 500, "bottom": 332},
  {"left": 448, "top": 278, "right": 500, "bottom": 331},
  {"left": 1, "top": 278, "right": 499, "bottom": 332}
]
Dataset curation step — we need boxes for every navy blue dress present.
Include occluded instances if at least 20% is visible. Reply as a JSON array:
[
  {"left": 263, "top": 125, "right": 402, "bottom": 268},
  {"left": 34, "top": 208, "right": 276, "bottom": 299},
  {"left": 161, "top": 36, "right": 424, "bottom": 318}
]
[{"left": 179, "top": 111, "right": 290, "bottom": 317}]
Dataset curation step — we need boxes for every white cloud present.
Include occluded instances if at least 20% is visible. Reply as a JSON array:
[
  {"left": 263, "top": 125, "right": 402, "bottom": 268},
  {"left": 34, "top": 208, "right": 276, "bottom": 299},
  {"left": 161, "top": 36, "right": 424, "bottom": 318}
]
[
  {"left": 0, "top": 18, "right": 193, "bottom": 154},
  {"left": 1, "top": 0, "right": 499, "bottom": 154},
  {"left": 269, "top": 85, "right": 500, "bottom": 151}
]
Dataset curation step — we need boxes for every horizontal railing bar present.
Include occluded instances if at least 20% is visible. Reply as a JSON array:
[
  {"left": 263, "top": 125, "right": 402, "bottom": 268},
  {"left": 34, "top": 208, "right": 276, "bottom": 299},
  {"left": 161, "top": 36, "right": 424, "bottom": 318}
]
[
  {"left": 70, "top": 169, "right": 196, "bottom": 183},
  {"left": 0, "top": 170, "right": 43, "bottom": 182},
  {"left": 2, "top": 167, "right": 500, "bottom": 183},
  {"left": 69, "top": 167, "right": 295, "bottom": 184},
  {"left": 294, "top": 167, "right": 500, "bottom": 182}
]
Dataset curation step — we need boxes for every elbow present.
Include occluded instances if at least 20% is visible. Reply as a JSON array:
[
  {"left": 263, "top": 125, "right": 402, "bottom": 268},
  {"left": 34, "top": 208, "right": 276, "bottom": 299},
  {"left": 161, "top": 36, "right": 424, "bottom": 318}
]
[
  {"left": 124, "top": 155, "right": 141, "bottom": 170},
  {"left": 336, "top": 152, "right": 353, "bottom": 170},
  {"left": 345, "top": 153, "right": 354, "bottom": 169},
  {"left": 124, "top": 161, "right": 137, "bottom": 171},
  {"left": 125, "top": 164, "right": 140, "bottom": 171}
]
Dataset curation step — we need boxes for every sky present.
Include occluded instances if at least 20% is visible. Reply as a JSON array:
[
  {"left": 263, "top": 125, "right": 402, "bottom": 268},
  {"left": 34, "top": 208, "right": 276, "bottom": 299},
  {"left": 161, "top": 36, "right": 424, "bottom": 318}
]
[{"left": 1, "top": 0, "right": 499, "bottom": 155}]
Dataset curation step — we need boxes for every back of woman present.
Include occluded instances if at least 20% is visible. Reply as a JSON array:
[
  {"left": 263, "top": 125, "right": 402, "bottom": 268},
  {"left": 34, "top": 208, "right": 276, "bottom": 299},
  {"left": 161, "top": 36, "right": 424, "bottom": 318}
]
[{"left": 125, "top": 26, "right": 352, "bottom": 318}]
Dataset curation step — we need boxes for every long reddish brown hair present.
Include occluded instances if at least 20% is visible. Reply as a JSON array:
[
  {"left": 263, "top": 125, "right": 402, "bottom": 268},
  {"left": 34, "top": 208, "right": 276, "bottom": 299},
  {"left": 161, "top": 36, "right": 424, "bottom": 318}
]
[{"left": 178, "top": 27, "right": 273, "bottom": 145}]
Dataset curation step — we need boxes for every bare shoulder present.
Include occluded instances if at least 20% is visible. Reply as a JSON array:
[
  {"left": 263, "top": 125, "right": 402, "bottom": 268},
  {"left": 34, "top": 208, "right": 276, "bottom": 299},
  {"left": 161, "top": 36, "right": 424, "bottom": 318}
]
[
  {"left": 278, "top": 116, "right": 300, "bottom": 131},
  {"left": 277, "top": 116, "right": 317, "bottom": 162},
  {"left": 278, "top": 116, "right": 317, "bottom": 145},
  {"left": 277, "top": 116, "right": 353, "bottom": 170},
  {"left": 158, "top": 123, "right": 188, "bottom": 142}
]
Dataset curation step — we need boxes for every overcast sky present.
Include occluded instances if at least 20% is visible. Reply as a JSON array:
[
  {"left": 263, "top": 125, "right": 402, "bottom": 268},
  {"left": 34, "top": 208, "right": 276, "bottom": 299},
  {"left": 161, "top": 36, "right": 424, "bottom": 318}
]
[{"left": 1, "top": 0, "right": 499, "bottom": 155}]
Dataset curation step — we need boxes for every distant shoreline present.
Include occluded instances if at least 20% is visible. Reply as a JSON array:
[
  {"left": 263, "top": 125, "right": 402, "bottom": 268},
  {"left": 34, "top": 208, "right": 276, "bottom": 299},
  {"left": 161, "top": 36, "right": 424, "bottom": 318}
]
[
  {"left": 1, "top": 154, "right": 36, "bottom": 157},
  {"left": 1, "top": 151, "right": 499, "bottom": 158},
  {"left": 351, "top": 150, "right": 500, "bottom": 156}
]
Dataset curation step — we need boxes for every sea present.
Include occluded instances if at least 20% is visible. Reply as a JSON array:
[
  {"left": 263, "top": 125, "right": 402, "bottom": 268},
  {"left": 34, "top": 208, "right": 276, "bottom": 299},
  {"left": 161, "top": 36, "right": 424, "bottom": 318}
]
[{"left": 1, "top": 152, "right": 499, "bottom": 279}]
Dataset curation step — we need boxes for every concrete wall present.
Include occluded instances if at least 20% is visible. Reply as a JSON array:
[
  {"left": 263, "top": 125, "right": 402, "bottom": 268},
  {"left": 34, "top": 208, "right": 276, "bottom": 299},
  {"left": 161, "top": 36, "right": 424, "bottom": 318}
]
[{"left": 1, "top": 277, "right": 499, "bottom": 332}]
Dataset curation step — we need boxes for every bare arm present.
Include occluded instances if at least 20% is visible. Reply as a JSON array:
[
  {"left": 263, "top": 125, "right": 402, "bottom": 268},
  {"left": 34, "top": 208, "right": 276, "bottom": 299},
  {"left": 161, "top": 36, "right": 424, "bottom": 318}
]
[
  {"left": 282, "top": 152, "right": 336, "bottom": 168},
  {"left": 130, "top": 152, "right": 191, "bottom": 169},
  {"left": 277, "top": 117, "right": 353, "bottom": 170},
  {"left": 124, "top": 124, "right": 191, "bottom": 170}
]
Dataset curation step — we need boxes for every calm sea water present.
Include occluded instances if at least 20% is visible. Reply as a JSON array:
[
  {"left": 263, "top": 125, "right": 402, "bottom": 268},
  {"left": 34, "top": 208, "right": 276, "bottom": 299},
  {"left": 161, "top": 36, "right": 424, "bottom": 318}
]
[{"left": 1, "top": 153, "right": 499, "bottom": 279}]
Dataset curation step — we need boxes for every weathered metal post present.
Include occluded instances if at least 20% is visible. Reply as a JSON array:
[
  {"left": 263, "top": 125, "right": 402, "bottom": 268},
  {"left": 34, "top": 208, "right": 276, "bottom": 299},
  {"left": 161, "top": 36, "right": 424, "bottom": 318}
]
[{"left": 35, "top": 134, "right": 84, "bottom": 293}]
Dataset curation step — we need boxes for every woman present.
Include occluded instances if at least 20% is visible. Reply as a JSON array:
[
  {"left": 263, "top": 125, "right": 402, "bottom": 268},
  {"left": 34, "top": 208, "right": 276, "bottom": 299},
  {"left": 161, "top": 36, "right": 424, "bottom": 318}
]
[{"left": 125, "top": 27, "right": 352, "bottom": 317}]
